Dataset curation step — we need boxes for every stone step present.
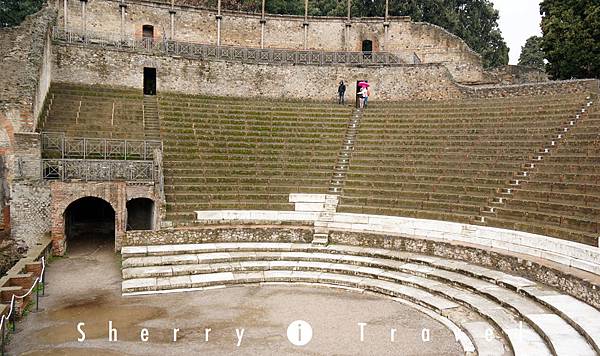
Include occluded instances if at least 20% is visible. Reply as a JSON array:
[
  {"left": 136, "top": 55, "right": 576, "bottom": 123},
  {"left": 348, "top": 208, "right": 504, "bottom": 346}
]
[
  {"left": 122, "top": 257, "right": 552, "bottom": 355},
  {"left": 121, "top": 249, "right": 592, "bottom": 355},
  {"left": 121, "top": 241, "right": 600, "bottom": 354},
  {"left": 311, "top": 233, "right": 329, "bottom": 245}
]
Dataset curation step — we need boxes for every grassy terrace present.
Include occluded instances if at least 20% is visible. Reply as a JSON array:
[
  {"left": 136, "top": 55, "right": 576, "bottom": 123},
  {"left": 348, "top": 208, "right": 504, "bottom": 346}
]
[
  {"left": 339, "top": 93, "right": 596, "bottom": 244},
  {"left": 486, "top": 105, "right": 600, "bottom": 245},
  {"left": 39, "top": 83, "right": 147, "bottom": 140},
  {"left": 158, "top": 92, "right": 351, "bottom": 224}
]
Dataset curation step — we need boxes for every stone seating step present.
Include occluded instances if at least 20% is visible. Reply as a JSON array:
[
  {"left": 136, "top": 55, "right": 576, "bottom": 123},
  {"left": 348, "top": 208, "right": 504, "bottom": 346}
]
[
  {"left": 122, "top": 254, "right": 557, "bottom": 355},
  {"left": 122, "top": 242, "right": 600, "bottom": 354}
]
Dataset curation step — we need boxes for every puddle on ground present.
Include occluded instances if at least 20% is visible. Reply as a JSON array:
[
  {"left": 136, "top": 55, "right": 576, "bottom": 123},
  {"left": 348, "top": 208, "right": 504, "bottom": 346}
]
[{"left": 34, "top": 294, "right": 166, "bottom": 344}]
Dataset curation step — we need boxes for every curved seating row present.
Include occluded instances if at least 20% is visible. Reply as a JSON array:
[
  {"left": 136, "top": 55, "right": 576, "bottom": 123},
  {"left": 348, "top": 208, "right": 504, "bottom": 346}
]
[{"left": 121, "top": 242, "right": 600, "bottom": 356}]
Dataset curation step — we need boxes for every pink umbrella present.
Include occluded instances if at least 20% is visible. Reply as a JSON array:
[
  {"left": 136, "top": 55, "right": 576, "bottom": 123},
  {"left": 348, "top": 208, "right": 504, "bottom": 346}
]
[{"left": 358, "top": 81, "right": 370, "bottom": 88}]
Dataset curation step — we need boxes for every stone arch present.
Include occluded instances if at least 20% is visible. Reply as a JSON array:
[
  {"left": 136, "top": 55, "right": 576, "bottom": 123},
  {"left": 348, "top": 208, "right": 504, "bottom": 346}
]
[
  {"left": 63, "top": 196, "right": 116, "bottom": 251},
  {"left": 126, "top": 197, "right": 155, "bottom": 231}
]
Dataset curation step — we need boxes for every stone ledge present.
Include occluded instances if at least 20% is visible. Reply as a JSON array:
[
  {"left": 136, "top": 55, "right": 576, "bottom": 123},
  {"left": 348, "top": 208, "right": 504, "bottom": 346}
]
[{"left": 189, "top": 210, "right": 600, "bottom": 277}]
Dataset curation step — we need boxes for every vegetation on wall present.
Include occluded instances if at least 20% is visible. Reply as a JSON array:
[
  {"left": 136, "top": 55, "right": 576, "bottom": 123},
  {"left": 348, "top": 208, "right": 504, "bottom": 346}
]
[
  {"left": 518, "top": 36, "right": 545, "bottom": 71},
  {"left": 540, "top": 0, "right": 599, "bottom": 79},
  {"left": 0, "top": 0, "right": 45, "bottom": 27}
]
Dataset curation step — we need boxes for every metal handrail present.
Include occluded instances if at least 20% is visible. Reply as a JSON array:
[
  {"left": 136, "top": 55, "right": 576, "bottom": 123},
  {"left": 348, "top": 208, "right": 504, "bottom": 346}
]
[{"left": 41, "top": 132, "right": 162, "bottom": 161}]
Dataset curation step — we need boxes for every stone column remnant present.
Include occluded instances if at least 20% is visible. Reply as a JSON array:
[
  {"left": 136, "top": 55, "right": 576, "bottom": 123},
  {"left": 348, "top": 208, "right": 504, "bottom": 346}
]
[
  {"left": 216, "top": 0, "right": 222, "bottom": 46},
  {"left": 383, "top": 0, "right": 389, "bottom": 51},
  {"left": 119, "top": 1, "right": 127, "bottom": 41},
  {"left": 260, "top": 0, "right": 266, "bottom": 48},
  {"left": 81, "top": 0, "right": 88, "bottom": 36},
  {"left": 63, "top": 0, "right": 68, "bottom": 29},
  {"left": 303, "top": 0, "right": 309, "bottom": 49}
]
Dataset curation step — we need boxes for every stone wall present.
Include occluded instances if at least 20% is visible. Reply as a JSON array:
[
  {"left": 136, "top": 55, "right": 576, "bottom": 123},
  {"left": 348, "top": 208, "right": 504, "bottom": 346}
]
[
  {"left": 9, "top": 182, "right": 52, "bottom": 249},
  {"left": 124, "top": 226, "right": 313, "bottom": 246},
  {"left": 0, "top": 5, "right": 56, "bottom": 136},
  {"left": 58, "top": 0, "right": 484, "bottom": 83},
  {"left": 459, "top": 79, "right": 600, "bottom": 99},
  {"left": 486, "top": 65, "right": 549, "bottom": 85},
  {"left": 53, "top": 43, "right": 464, "bottom": 101}
]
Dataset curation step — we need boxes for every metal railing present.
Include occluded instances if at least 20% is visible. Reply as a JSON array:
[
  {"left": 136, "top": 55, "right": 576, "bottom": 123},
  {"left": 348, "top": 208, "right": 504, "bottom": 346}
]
[
  {"left": 42, "top": 159, "right": 156, "bottom": 182},
  {"left": 41, "top": 132, "right": 162, "bottom": 160},
  {"left": 1, "top": 257, "right": 46, "bottom": 356},
  {"left": 52, "top": 27, "right": 421, "bottom": 66}
]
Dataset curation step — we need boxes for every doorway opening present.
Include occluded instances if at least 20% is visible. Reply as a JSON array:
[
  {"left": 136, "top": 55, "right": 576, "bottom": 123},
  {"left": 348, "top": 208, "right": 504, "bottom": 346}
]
[
  {"left": 126, "top": 198, "right": 154, "bottom": 231},
  {"left": 362, "top": 40, "right": 373, "bottom": 60},
  {"left": 64, "top": 197, "right": 115, "bottom": 251},
  {"left": 144, "top": 67, "right": 157, "bottom": 95}
]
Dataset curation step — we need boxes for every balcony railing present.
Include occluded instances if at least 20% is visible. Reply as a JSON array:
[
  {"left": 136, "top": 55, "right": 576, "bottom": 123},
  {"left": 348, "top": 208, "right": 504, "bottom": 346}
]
[
  {"left": 41, "top": 132, "right": 162, "bottom": 160},
  {"left": 42, "top": 159, "right": 155, "bottom": 182},
  {"left": 52, "top": 27, "right": 421, "bottom": 65}
]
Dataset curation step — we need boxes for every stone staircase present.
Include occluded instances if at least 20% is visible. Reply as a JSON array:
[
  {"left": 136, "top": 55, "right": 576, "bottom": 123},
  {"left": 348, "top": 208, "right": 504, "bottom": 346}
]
[
  {"left": 311, "top": 194, "right": 338, "bottom": 245},
  {"left": 478, "top": 95, "right": 595, "bottom": 223},
  {"left": 143, "top": 95, "right": 161, "bottom": 140},
  {"left": 313, "top": 108, "right": 362, "bottom": 245},
  {"left": 121, "top": 242, "right": 600, "bottom": 356},
  {"left": 328, "top": 108, "right": 362, "bottom": 195}
]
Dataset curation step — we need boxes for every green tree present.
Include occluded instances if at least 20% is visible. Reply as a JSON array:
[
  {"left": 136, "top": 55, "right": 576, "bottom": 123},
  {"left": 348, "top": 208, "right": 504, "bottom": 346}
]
[
  {"left": 518, "top": 36, "right": 545, "bottom": 70},
  {"left": 0, "top": 0, "right": 45, "bottom": 28},
  {"left": 540, "top": 0, "right": 600, "bottom": 79}
]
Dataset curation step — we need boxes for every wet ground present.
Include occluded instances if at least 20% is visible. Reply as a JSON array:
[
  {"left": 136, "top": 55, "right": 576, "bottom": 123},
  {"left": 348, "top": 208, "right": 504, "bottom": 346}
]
[{"left": 10, "top": 238, "right": 462, "bottom": 356}]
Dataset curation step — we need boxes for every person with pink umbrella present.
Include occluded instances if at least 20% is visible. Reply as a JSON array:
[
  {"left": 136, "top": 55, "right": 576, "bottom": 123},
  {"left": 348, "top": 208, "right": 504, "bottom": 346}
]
[{"left": 358, "top": 81, "right": 370, "bottom": 108}]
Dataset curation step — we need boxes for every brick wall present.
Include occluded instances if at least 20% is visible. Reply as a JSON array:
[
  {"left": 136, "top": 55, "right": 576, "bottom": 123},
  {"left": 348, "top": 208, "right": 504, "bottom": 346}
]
[{"left": 49, "top": 181, "right": 158, "bottom": 254}]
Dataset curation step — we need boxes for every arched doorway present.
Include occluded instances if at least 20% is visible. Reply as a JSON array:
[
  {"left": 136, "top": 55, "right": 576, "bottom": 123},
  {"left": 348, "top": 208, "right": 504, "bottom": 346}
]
[
  {"left": 64, "top": 197, "right": 115, "bottom": 251},
  {"left": 126, "top": 198, "right": 154, "bottom": 231}
]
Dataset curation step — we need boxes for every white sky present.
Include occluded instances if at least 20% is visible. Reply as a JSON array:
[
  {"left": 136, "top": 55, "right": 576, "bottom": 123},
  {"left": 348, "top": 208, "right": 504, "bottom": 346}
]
[{"left": 491, "top": 0, "right": 543, "bottom": 64}]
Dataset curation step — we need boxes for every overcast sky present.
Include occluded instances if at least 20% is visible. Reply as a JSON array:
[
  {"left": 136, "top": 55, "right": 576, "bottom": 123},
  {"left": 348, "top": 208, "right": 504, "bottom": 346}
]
[{"left": 491, "top": 0, "right": 543, "bottom": 65}]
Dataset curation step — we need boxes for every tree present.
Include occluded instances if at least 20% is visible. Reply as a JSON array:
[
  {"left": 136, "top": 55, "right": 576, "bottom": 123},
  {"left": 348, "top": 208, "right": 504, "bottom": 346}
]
[
  {"left": 518, "top": 36, "right": 545, "bottom": 70},
  {"left": 540, "top": 0, "right": 600, "bottom": 79},
  {"left": 0, "top": 0, "right": 45, "bottom": 28}
]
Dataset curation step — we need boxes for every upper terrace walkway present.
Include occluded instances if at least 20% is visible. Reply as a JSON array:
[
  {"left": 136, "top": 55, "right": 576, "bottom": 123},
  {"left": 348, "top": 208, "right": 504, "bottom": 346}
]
[{"left": 51, "top": 27, "right": 420, "bottom": 67}]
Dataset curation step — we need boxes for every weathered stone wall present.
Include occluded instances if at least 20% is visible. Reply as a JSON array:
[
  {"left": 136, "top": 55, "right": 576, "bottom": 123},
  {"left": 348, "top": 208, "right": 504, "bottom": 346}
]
[
  {"left": 329, "top": 230, "right": 600, "bottom": 309},
  {"left": 486, "top": 65, "right": 549, "bottom": 85},
  {"left": 0, "top": 5, "right": 56, "bottom": 136},
  {"left": 10, "top": 182, "right": 52, "bottom": 249},
  {"left": 53, "top": 43, "right": 464, "bottom": 101},
  {"left": 58, "top": 0, "right": 484, "bottom": 82},
  {"left": 124, "top": 226, "right": 312, "bottom": 246},
  {"left": 459, "top": 79, "right": 599, "bottom": 99}
]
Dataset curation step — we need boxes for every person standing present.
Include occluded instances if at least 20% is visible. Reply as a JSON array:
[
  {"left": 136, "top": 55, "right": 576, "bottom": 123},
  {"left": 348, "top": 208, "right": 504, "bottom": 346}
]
[
  {"left": 338, "top": 81, "right": 346, "bottom": 104},
  {"left": 358, "top": 86, "right": 368, "bottom": 109},
  {"left": 364, "top": 81, "right": 371, "bottom": 108}
]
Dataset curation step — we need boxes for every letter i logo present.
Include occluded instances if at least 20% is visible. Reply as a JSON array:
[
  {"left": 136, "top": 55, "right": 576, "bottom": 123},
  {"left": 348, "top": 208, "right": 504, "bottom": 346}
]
[{"left": 287, "top": 320, "right": 313, "bottom": 346}]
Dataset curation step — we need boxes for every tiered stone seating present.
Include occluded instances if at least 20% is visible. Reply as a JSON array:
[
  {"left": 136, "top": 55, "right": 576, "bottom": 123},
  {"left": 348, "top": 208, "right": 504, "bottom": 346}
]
[
  {"left": 158, "top": 93, "right": 350, "bottom": 223},
  {"left": 486, "top": 105, "right": 600, "bottom": 245},
  {"left": 339, "top": 94, "right": 588, "bottom": 226},
  {"left": 121, "top": 242, "right": 600, "bottom": 356},
  {"left": 39, "top": 83, "right": 147, "bottom": 140}
]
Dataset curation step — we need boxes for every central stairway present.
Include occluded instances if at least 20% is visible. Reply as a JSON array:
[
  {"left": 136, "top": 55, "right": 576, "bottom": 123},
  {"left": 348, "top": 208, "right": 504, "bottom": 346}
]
[
  {"left": 143, "top": 95, "right": 161, "bottom": 140},
  {"left": 121, "top": 242, "right": 600, "bottom": 356}
]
